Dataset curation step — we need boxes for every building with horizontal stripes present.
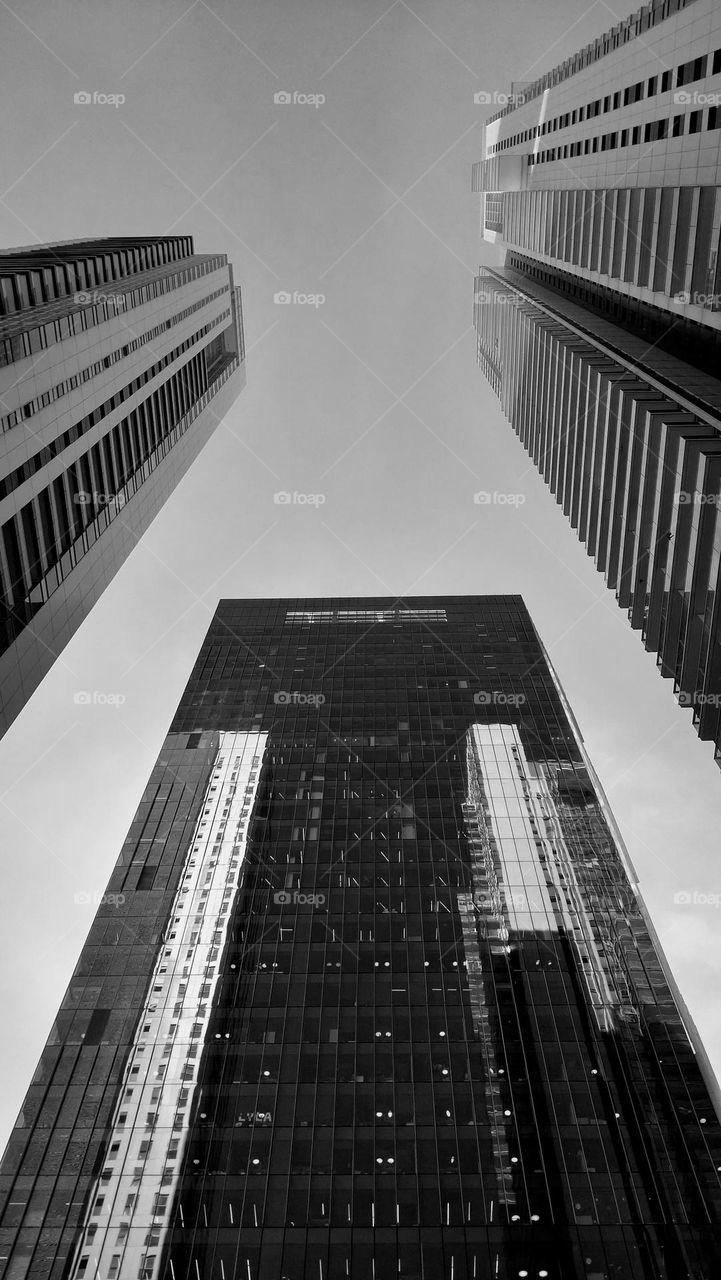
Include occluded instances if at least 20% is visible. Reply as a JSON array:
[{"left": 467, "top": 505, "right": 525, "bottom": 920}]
[
  {"left": 472, "top": 0, "right": 721, "bottom": 337},
  {"left": 0, "top": 596, "right": 720, "bottom": 1279},
  {"left": 473, "top": 0, "right": 721, "bottom": 764},
  {"left": 0, "top": 236, "right": 246, "bottom": 737}
]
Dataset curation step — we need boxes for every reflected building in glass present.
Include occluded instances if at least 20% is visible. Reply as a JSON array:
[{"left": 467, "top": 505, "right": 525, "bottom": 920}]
[
  {"left": 0, "top": 236, "right": 245, "bottom": 738},
  {"left": 1, "top": 596, "right": 720, "bottom": 1280}
]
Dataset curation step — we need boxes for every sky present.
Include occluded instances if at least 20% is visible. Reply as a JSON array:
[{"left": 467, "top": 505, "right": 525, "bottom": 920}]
[{"left": 0, "top": 0, "right": 720, "bottom": 1152}]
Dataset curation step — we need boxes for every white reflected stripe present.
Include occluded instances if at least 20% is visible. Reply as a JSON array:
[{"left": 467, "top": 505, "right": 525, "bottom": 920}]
[{"left": 68, "top": 731, "right": 267, "bottom": 1280}]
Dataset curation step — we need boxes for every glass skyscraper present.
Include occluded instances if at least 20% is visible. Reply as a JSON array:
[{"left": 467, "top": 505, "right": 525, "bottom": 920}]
[
  {"left": 0, "top": 236, "right": 245, "bottom": 738},
  {"left": 1, "top": 596, "right": 720, "bottom": 1280}
]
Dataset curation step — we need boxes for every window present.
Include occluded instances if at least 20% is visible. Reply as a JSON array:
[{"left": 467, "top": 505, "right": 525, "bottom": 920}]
[
  {"left": 644, "top": 118, "right": 668, "bottom": 142},
  {"left": 676, "top": 55, "right": 707, "bottom": 87},
  {"left": 623, "top": 82, "right": 642, "bottom": 105}
]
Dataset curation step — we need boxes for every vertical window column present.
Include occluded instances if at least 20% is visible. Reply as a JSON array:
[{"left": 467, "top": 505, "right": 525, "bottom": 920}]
[
  {"left": 636, "top": 188, "right": 658, "bottom": 289},
  {"left": 0, "top": 516, "right": 28, "bottom": 628},
  {"left": 37, "top": 487, "right": 58, "bottom": 567},
  {"left": 690, "top": 187, "right": 721, "bottom": 302},
  {"left": 623, "top": 188, "right": 643, "bottom": 284},
  {"left": 20, "top": 504, "right": 42, "bottom": 587},
  {"left": 598, "top": 190, "right": 616, "bottom": 276},
  {"left": 51, "top": 473, "right": 75, "bottom": 553},
  {"left": 671, "top": 187, "right": 698, "bottom": 299},
  {"left": 652, "top": 188, "right": 678, "bottom": 295},
  {"left": 610, "top": 190, "right": 628, "bottom": 280}
]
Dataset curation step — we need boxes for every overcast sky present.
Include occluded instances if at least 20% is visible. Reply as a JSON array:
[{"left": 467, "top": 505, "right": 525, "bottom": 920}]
[{"left": 1, "top": 0, "right": 720, "bottom": 1151}]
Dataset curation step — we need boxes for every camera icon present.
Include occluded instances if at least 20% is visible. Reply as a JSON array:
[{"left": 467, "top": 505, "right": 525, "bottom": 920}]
[
  {"left": 74, "top": 691, "right": 91, "bottom": 705},
  {"left": 74, "top": 491, "right": 91, "bottom": 504},
  {"left": 674, "top": 291, "right": 690, "bottom": 305},
  {"left": 673, "top": 90, "right": 691, "bottom": 105},
  {"left": 473, "top": 91, "right": 491, "bottom": 104},
  {"left": 273, "top": 291, "right": 292, "bottom": 304},
  {"left": 274, "top": 691, "right": 291, "bottom": 704},
  {"left": 274, "top": 890, "right": 291, "bottom": 904},
  {"left": 74, "top": 90, "right": 92, "bottom": 104},
  {"left": 274, "top": 91, "right": 292, "bottom": 105},
  {"left": 274, "top": 492, "right": 292, "bottom": 504}
]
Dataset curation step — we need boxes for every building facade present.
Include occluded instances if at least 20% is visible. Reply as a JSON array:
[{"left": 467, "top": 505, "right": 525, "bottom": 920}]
[
  {"left": 474, "top": 264, "right": 721, "bottom": 764},
  {"left": 473, "top": 0, "right": 721, "bottom": 334},
  {"left": 472, "top": 0, "right": 721, "bottom": 764},
  {"left": 0, "top": 236, "right": 245, "bottom": 737},
  {"left": 1, "top": 596, "right": 720, "bottom": 1280}
]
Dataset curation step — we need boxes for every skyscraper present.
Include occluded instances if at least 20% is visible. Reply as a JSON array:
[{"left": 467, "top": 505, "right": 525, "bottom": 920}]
[
  {"left": 1, "top": 596, "right": 719, "bottom": 1280},
  {"left": 474, "top": 265, "right": 721, "bottom": 764},
  {"left": 0, "top": 237, "right": 245, "bottom": 738},
  {"left": 472, "top": 0, "right": 721, "bottom": 333},
  {"left": 472, "top": 0, "right": 721, "bottom": 763}
]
